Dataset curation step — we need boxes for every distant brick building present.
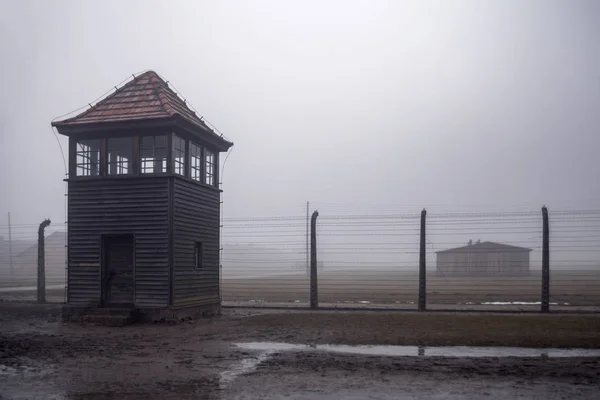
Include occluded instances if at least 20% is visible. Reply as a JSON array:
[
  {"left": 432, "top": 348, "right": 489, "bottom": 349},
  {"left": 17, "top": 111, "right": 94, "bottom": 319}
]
[{"left": 436, "top": 241, "right": 531, "bottom": 276}]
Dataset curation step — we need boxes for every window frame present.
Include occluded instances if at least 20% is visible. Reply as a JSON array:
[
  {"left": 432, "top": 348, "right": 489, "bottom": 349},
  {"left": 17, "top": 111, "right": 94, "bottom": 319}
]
[
  {"left": 172, "top": 133, "right": 186, "bottom": 176},
  {"left": 74, "top": 139, "right": 101, "bottom": 177},
  {"left": 194, "top": 242, "right": 204, "bottom": 270},
  {"left": 140, "top": 134, "right": 168, "bottom": 175},
  {"left": 68, "top": 132, "right": 221, "bottom": 184},
  {"left": 189, "top": 141, "right": 203, "bottom": 182},
  {"left": 107, "top": 137, "right": 133, "bottom": 176},
  {"left": 205, "top": 149, "right": 216, "bottom": 187}
]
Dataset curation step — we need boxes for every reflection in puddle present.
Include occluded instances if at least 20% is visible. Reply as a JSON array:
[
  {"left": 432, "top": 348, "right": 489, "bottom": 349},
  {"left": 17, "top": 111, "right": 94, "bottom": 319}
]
[
  {"left": 481, "top": 301, "right": 560, "bottom": 305},
  {"left": 219, "top": 350, "right": 274, "bottom": 389},
  {"left": 235, "top": 342, "right": 600, "bottom": 358}
]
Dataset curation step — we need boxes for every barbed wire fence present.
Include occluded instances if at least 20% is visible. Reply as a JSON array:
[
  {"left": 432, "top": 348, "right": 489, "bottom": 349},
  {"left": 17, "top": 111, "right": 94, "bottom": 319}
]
[
  {"left": 0, "top": 220, "right": 67, "bottom": 303},
  {"left": 548, "top": 210, "right": 600, "bottom": 307},
  {"left": 220, "top": 215, "right": 310, "bottom": 306},
  {"left": 1, "top": 208, "right": 599, "bottom": 311},
  {"left": 219, "top": 207, "right": 600, "bottom": 311},
  {"left": 315, "top": 213, "right": 422, "bottom": 307},
  {"left": 425, "top": 210, "right": 544, "bottom": 308}
]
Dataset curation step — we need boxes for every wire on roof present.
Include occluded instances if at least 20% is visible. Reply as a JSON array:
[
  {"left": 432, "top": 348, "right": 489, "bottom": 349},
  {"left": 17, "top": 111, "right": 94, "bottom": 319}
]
[
  {"left": 51, "top": 69, "right": 151, "bottom": 123},
  {"left": 156, "top": 72, "right": 231, "bottom": 142},
  {"left": 49, "top": 69, "right": 232, "bottom": 146}
]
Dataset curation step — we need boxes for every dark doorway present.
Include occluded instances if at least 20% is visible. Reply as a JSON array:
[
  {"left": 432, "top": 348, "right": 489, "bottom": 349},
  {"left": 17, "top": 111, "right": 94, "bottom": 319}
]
[{"left": 102, "top": 234, "right": 134, "bottom": 307}]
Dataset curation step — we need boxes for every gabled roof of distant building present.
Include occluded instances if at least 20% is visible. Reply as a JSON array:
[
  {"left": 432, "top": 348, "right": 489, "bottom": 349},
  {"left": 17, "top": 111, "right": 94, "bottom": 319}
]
[
  {"left": 14, "top": 231, "right": 66, "bottom": 257},
  {"left": 436, "top": 241, "right": 532, "bottom": 254},
  {"left": 52, "top": 71, "right": 232, "bottom": 149}
]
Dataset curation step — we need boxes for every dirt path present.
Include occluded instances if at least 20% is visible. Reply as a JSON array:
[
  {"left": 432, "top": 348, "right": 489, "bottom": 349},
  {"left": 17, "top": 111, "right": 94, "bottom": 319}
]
[{"left": 1, "top": 304, "right": 599, "bottom": 399}]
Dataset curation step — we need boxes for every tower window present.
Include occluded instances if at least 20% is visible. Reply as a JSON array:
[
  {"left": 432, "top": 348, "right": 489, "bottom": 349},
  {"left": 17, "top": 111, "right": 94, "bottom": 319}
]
[
  {"left": 190, "top": 142, "right": 202, "bottom": 182},
  {"left": 172, "top": 134, "right": 186, "bottom": 176},
  {"left": 205, "top": 150, "right": 215, "bottom": 186},
  {"left": 75, "top": 139, "right": 100, "bottom": 177},
  {"left": 107, "top": 137, "right": 133, "bottom": 175},
  {"left": 195, "top": 242, "right": 204, "bottom": 270},
  {"left": 140, "top": 135, "right": 167, "bottom": 174}
]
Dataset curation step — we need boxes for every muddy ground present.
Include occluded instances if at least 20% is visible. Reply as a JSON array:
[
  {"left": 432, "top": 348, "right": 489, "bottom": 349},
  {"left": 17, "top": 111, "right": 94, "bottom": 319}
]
[{"left": 1, "top": 303, "right": 599, "bottom": 399}]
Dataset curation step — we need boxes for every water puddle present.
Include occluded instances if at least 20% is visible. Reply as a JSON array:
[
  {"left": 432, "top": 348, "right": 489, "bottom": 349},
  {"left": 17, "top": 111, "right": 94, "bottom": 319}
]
[
  {"left": 235, "top": 342, "right": 600, "bottom": 358},
  {"left": 219, "top": 350, "right": 276, "bottom": 390},
  {"left": 220, "top": 351, "right": 273, "bottom": 384},
  {"left": 481, "top": 301, "right": 561, "bottom": 306},
  {"left": 220, "top": 342, "right": 600, "bottom": 386}
]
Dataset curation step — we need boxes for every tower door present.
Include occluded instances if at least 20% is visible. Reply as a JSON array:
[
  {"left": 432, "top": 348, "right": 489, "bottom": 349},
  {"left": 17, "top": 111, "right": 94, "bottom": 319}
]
[{"left": 102, "top": 234, "right": 134, "bottom": 307}]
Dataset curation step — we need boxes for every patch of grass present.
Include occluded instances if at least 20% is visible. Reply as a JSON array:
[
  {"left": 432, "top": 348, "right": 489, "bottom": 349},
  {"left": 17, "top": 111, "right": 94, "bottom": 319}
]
[
  {"left": 222, "top": 270, "right": 600, "bottom": 306},
  {"left": 237, "top": 312, "right": 600, "bottom": 348}
]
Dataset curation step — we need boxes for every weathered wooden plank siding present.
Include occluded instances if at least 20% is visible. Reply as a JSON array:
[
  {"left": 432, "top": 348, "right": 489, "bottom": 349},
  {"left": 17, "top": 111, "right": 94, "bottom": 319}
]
[
  {"left": 172, "top": 177, "right": 221, "bottom": 307},
  {"left": 67, "top": 177, "right": 170, "bottom": 307}
]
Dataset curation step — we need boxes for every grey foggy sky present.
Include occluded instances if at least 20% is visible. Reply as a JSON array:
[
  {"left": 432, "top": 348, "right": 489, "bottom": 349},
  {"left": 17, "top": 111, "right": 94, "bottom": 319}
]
[{"left": 1, "top": 0, "right": 600, "bottom": 228}]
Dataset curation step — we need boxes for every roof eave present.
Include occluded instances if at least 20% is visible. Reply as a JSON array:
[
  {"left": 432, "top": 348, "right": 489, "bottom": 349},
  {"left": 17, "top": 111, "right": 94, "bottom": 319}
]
[
  {"left": 52, "top": 114, "right": 234, "bottom": 152},
  {"left": 174, "top": 115, "right": 233, "bottom": 152},
  {"left": 436, "top": 247, "right": 534, "bottom": 254},
  {"left": 52, "top": 116, "right": 178, "bottom": 136}
]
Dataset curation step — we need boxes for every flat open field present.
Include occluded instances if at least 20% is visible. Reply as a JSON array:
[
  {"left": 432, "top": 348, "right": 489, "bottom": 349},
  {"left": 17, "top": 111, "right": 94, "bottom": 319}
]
[
  {"left": 2, "top": 270, "right": 598, "bottom": 310},
  {"left": 222, "top": 269, "right": 600, "bottom": 307}
]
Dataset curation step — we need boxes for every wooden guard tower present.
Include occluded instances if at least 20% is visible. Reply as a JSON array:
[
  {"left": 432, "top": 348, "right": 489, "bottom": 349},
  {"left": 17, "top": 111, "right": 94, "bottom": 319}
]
[{"left": 52, "top": 71, "right": 233, "bottom": 323}]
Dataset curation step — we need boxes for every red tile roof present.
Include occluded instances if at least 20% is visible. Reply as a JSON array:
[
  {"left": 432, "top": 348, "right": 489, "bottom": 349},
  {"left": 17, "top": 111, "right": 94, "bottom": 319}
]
[{"left": 52, "top": 71, "right": 213, "bottom": 135}]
